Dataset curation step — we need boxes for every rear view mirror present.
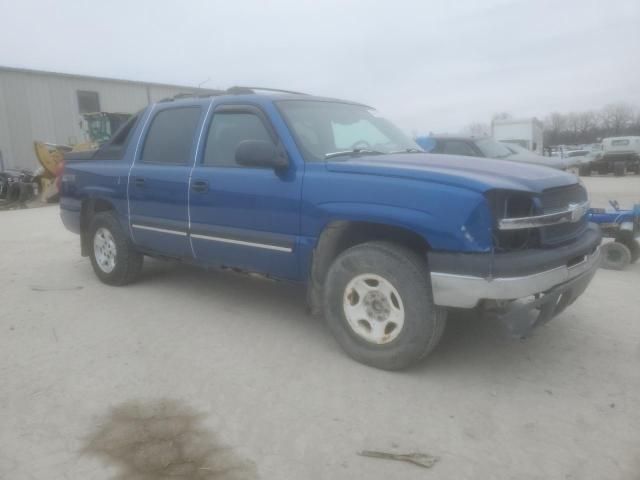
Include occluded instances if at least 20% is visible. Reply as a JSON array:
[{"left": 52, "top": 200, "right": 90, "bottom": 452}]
[{"left": 235, "top": 140, "right": 288, "bottom": 169}]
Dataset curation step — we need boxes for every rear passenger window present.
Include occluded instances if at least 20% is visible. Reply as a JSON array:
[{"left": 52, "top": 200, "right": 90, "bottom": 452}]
[
  {"left": 442, "top": 140, "right": 475, "bottom": 156},
  {"left": 141, "top": 107, "right": 201, "bottom": 164},
  {"left": 203, "top": 112, "right": 274, "bottom": 167}
]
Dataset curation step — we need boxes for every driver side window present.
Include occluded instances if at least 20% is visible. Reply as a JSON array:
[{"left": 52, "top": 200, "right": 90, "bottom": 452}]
[
  {"left": 203, "top": 112, "right": 274, "bottom": 167},
  {"left": 331, "top": 119, "right": 391, "bottom": 150}
]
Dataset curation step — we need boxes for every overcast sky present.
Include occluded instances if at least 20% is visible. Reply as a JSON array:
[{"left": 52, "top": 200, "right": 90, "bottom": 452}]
[{"left": 0, "top": 0, "right": 638, "bottom": 134}]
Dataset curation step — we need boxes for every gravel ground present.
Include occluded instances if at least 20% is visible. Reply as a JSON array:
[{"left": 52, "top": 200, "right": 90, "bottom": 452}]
[{"left": 1, "top": 175, "right": 639, "bottom": 480}]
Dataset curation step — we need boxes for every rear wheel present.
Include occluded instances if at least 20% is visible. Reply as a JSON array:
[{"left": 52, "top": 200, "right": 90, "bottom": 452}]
[
  {"left": 617, "top": 236, "right": 640, "bottom": 264},
  {"left": 323, "top": 241, "right": 446, "bottom": 370},
  {"left": 600, "top": 241, "right": 631, "bottom": 270},
  {"left": 88, "top": 212, "right": 143, "bottom": 285},
  {"left": 614, "top": 161, "right": 626, "bottom": 177}
]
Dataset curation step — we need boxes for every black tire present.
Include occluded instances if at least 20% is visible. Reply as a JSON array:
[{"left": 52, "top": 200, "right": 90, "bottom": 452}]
[
  {"left": 88, "top": 211, "right": 143, "bottom": 285},
  {"left": 578, "top": 164, "right": 591, "bottom": 177},
  {"left": 617, "top": 237, "right": 640, "bottom": 264},
  {"left": 600, "top": 241, "right": 631, "bottom": 270},
  {"left": 614, "top": 161, "right": 626, "bottom": 177},
  {"left": 323, "top": 241, "right": 446, "bottom": 370}
]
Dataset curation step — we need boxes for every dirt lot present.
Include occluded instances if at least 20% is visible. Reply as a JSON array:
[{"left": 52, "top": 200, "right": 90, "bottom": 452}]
[{"left": 1, "top": 176, "right": 639, "bottom": 479}]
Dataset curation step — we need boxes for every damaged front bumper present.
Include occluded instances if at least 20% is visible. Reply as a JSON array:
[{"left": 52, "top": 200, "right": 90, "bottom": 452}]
[{"left": 429, "top": 223, "right": 602, "bottom": 336}]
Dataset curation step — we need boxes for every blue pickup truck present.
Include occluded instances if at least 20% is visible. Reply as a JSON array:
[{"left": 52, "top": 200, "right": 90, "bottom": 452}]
[{"left": 60, "top": 88, "right": 601, "bottom": 370}]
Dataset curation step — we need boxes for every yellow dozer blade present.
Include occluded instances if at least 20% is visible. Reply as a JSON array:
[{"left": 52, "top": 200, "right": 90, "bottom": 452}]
[{"left": 33, "top": 141, "right": 70, "bottom": 178}]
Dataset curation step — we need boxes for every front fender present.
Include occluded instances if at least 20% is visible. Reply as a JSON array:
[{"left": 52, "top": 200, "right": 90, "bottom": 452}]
[{"left": 309, "top": 199, "right": 493, "bottom": 253}]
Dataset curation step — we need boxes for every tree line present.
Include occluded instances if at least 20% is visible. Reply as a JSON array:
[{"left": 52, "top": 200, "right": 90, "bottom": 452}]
[
  {"left": 463, "top": 102, "right": 640, "bottom": 146},
  {"left": 544, "top": 103, "right": 640, "bottom": 146}
]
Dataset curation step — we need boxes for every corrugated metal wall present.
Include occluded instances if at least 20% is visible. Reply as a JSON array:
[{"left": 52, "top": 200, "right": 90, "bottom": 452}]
[{"left": 0, "top": 69, "right": 207, "bottom": 170}]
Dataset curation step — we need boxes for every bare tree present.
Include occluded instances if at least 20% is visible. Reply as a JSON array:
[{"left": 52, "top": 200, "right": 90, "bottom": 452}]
[
  {"left": 546, "top": 112, "right": 567, "bottom": 133},
  {"left": 492, "top": 112, "right": 512, "bottom": 122},
  {"left": 463, "top": 122, "right": 490, "bottom": 137},
  {"left": 600, "top": 103, "right": 634, "bottom": 135},
  {"left": 576, "top": 111, "right": 596, "bottom": 136}
]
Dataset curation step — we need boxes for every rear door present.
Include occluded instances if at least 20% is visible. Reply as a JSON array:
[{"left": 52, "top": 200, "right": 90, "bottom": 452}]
[
  {"left": 128, "top": 104, "right": 202, "bottom": 257},
  {"left": 188, "top": 104, "right": 303, "bottom": 280}
]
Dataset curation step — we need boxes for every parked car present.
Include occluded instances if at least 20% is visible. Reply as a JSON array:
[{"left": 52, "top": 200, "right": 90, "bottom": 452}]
[
  {"left": 581, "top": 136, "right": 640, "bottom": 176},
  {"left": 576, "top": 137, "right": 640, "bottom": 176},
  {"left": 60, "top": 89, "right": 601, "bottom": 370},
  {"left": 564, "top": 149, "right": 590, "bottom": 160},
  {"left": 571, "top": 151, "right": 604, "bottom": 176},
  {"left": 503, "top": 142, "right": 579, "bottom": 169},
  {"left": 416, "top": 135, "right": 568, "bottom": 169}
]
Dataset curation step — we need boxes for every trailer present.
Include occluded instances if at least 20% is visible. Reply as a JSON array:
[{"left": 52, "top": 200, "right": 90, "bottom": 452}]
[{"left": 589, "top": 201, "right": 640, "bottom": 269}]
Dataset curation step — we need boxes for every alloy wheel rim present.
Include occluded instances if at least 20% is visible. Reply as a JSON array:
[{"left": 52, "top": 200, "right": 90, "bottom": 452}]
[
  {"left": 343, "top": 273, "right": 405, "bottom": 344},
  {"left": 94, "top": 227, "right": 117, "bottom": 273}
]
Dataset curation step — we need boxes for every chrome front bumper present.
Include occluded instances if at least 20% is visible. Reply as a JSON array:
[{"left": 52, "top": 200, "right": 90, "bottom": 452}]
[{"left": 431, "top": 245, "right": 601, "bottom": 309}]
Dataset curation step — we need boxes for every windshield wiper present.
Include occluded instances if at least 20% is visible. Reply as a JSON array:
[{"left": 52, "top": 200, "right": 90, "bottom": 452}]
[
  {"left": 324, "top": 149, "right": 385, "bottom": 160},
  {"left": 390, "top": 148, "right": 423, "bottom": 154}
]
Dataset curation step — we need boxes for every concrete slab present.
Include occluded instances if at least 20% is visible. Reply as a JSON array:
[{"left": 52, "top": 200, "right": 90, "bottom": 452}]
[{"left": 1, "top": 176, "right": 639, "bottom": 479}]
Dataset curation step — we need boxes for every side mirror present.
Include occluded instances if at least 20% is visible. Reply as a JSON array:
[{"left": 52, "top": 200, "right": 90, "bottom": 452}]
[{"left": 235, "top": 140, "right": 288, "bottom": 169}]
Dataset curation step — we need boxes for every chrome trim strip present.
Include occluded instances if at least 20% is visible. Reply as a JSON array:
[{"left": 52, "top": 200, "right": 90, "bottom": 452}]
[
  {"left": 190, "top": 233, "right": 292, "bottom": 252},
  {"left": 132, "top": 224, "right": 187, "bottom": 236},
  {"left": 498, "top": 201, "right": 590, "bottom": 230},
  {"left": 430, "top": 246, "right": 600, "bottom": 308}
]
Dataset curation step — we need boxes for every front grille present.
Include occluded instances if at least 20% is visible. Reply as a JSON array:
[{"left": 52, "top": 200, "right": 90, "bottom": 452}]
[
  {"left": 540, "top": 183, "right": 587, "bottom": 212},
  {"left": 539, "top": 184, "right": 589, "bottom": 246}
]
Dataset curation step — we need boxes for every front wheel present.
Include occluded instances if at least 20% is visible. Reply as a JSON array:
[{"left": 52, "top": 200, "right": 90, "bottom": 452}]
[
  {"left": 88, "top": 212, "right": 143, "bottom": 285},
  {"left": 323, "top": 241, "right": 446, "bottom": 370}
]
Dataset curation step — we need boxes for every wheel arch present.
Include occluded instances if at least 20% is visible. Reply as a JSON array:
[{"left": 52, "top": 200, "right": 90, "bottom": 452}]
[
  {"left": 306, "top": 220, "right": 431, "bottom": 315},
  {"left": 80, "top": 197, "right": 116, "bottom": 256}
]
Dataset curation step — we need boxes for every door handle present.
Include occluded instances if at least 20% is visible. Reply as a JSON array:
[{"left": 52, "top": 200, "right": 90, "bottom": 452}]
[
  {"left": 134, "top": 177, "right": 145, "bottom": 187},
  {"left": 191, "top": 180, "right": 209, "bottom": 193}
]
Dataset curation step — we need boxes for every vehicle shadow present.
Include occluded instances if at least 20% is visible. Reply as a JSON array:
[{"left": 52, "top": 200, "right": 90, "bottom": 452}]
[{"left": 135, "top": 259, "right": 547, "bottom": 374}]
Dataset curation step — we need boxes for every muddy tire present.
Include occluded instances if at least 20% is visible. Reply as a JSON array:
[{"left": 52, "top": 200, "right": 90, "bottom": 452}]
[
  {"left": 614, "top": 161, "right": 626, "bottom": 177},
  {"left": 600, "top": 241, "right": 631, "bottom": 270},
  {"left": 323, "top": 241, "right": 446, "bottom": 370},
  {"left": 88, "top": 212, "right": 143, "bottom": 285},
  {"left": 618, "top": 237, "right": 640, "bottom": 264}
]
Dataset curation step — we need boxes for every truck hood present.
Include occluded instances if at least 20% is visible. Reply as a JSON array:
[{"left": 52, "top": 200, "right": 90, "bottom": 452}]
[
  {"left": 505, "top": 152, "right": 570, "bottom": 170},
  {"left": 325, "top": 153, "right": 579, "bottom": 194}
]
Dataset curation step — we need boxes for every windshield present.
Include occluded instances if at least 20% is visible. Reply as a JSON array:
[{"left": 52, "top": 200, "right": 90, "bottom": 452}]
[
  {"left": 503, "top": 143, "right": 527, "bottom": 153},
  {"left": 567, "top": 150, "right": 589, "bottom": 157},
  {"left": 474, "top": 138, "right": 514, "bottom": 158},
  {"left": 277, "top": 100, "right": 419, "bottom": 161}
]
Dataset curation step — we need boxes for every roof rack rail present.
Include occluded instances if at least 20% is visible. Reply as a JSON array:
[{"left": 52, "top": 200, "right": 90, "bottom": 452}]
[
  {"left": 158, "top": 90, "right": 225, "bottom": 103},
  {"left": 226, "top": 86, "right": 310, "bottom": 96},
  {"left": 157, "top": 86, "right": 309, "bottom": 103}
]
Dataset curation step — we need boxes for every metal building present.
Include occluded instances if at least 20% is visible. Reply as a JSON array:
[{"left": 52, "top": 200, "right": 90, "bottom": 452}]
[{"left": 0, "top": 66, "right": 214, "bottom": 170}]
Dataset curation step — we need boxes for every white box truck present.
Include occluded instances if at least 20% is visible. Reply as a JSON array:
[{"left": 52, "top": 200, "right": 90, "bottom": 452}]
[{"left": 492, "top": 118, "right": 544, "bottom": 155}]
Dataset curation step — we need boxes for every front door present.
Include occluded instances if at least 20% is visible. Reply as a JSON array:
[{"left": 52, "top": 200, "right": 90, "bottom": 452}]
[
  {"left": 188, "top": 104, "right": 303, "bottom": 280},
  {"left": 128, "top": 105, "right": 202, "bottom": 257}
]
